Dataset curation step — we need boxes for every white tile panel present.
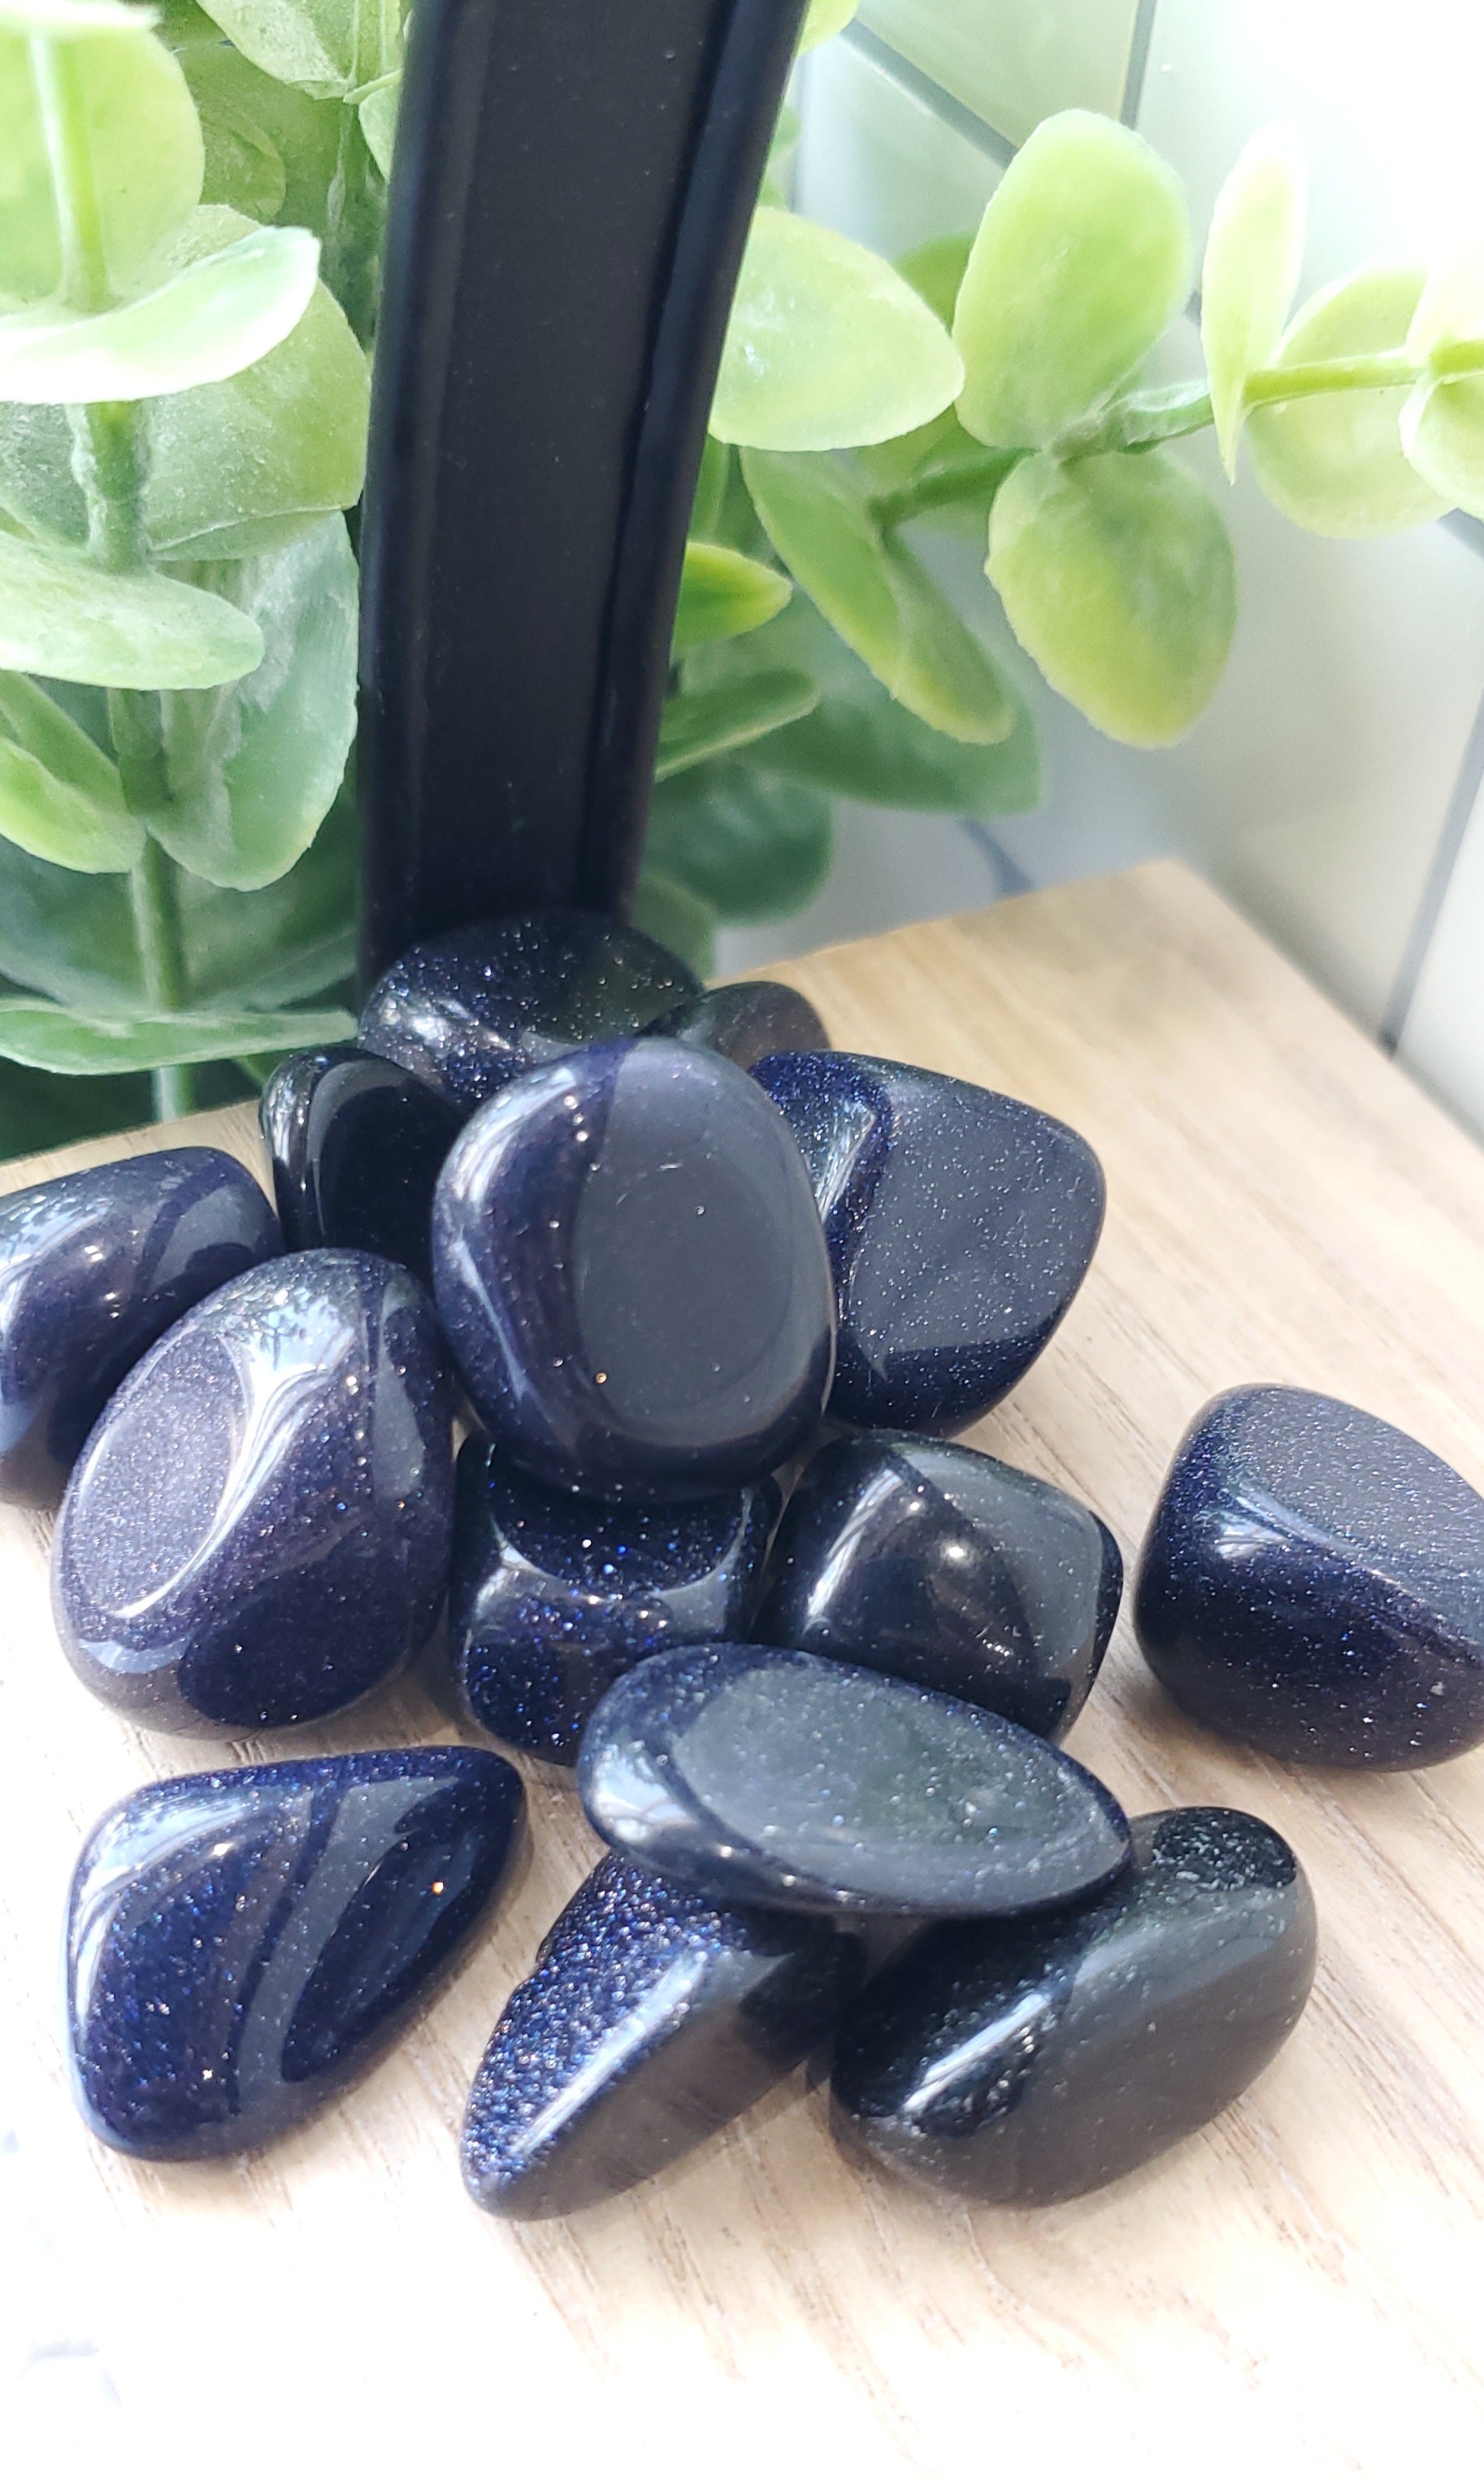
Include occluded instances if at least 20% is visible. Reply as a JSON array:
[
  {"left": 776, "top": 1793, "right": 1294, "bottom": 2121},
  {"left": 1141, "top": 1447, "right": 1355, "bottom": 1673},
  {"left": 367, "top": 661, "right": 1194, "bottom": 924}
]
[
  {"left": 857, "top": 1, "right": 1142, "bottom": 146},
  {"left": 715, "top": 805, "right": 1008, "bottom": 975},
  {"left": 793, "top": 33, "right": 1000, "bottom": 258},
  {"left": 1397, "top": 775, "right": 1484, "bottom": 1129}
]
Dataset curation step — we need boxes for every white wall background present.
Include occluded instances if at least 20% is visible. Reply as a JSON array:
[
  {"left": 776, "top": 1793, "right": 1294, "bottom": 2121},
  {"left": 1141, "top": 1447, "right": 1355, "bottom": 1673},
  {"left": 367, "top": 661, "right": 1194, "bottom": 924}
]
[{"left": 718, "top": 2, "right": 1484, "bottom": 1143}]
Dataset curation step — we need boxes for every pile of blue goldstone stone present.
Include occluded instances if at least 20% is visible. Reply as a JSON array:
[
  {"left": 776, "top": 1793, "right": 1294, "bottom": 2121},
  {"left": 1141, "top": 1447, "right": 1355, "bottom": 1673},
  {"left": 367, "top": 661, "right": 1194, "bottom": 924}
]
[{"left": 7, "top": 907, "right": 1483, "bottom": 2212}]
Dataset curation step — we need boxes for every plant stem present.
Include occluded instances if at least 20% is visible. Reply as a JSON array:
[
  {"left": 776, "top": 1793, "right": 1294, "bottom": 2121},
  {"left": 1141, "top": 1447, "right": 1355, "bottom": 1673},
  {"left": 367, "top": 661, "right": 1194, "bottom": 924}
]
[
  {"left": 871, "top": 445, "right": 1023, "bottom": 528},
  {"left": 128, "top": 838, "right": 194, "bottom": 1120},
  {"left": 1242, "top": 349, "right": 1416, "bottom": 406},
  {"left": 28, "top": 36, "right": 110, "bottom": 314}
]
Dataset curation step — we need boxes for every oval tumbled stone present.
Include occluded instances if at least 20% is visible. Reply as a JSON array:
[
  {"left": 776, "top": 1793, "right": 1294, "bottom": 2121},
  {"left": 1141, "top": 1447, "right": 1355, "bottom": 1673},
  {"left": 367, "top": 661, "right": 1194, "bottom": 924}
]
[
  {"left": 578, "top": 1644, "right": 1132, "bottom": 1917},
  {"left": 831, "top": 1805, "right": 1317, "bottom": 2201},
  {"left": 432, "top": 1040, "right": 835, "bottom": 1499},
  {"left": 259, "top": 1044, "right": 462, "bottom": 1286},
  {"left": 642, "top": 978, "right": 828, "bottom": 1069},
  {"left": 53, "top": 1251, "right": 454, "bottom": 1734}
]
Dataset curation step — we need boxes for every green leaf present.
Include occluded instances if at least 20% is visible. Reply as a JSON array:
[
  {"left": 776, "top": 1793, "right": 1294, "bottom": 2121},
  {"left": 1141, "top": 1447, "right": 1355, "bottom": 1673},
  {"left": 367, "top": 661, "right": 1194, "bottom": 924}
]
[
  {"left": 195, "top": 0, "right": 401, "bottom": 96},
  {"left": 673, "top": 541, "right": 792, "bottom": 653},
  {"left": 0, "top": 732, "right": 141, "bottom": 870},
  {"left": 154, "top": 514, "right": 356, "bottom": 886},
  {"left": 359, "top": 74, "right": 398, "bottom": 177},
  {"left": 631, "top": 871, "right": 717, "bottom": 979},
  {"left": 178, "top": 38, "right": 287, "bottom": 221},
  {"left": 987, "top": 447, "right": 1235, "bottom": 745},
  {"left": 1248, "top": 263, "right": 1448, "bottom": 536},
  {"left": 0, "top": 838, "right": 141, "bottom": 1011},
  {"left": 691, "top": 436, "right": 732, "bottom": 541},
  {"left": 954, "top": 111, "right": 1191, "bottom": 451},
  {"left": 1400, "top": 250, "right": 1484, "bottom": 518},
  {"left": 0, "top": 532, "right": 263, "bottom": 687},
  {"left": 0, "top": 668, "right": 121, "bottom": 805},
  {"left": 180, "top": 770, "right": 357, "bottom": 1004},
  {"left": 743, "top": 445, "right": 1015, "bottom": 742},
  {"left": 179, "top": 35, "right": 342, "bottom": 233},
  {"left": 0, "top": 23, "right": 203, "bottom": 303},
  {"left": 713, "top": 206, "right": 964, "bottom": 452},
  {"left": 798, "top": 0, "right": 856, "bottom": 50},
  {"left": 1200, "top": 124, "right": 1306, "bottom": 478},
  {"left": 656, "top": 670, "right": 819, "bottom": 781},
  {"left": 0, "top": 994, "right": 355, "bottom": 1073},
  {"left": 896, "top": 233, "right": 974, "bottom": 329},
  {"left": 0, "top": 2, "right": 159, "bottom": 29},
  {"left": 646, "top": 762, "right": 832, "bottom": 923},
  {"left": 0, "top": 224, "right": 319, "bottom": 402}
]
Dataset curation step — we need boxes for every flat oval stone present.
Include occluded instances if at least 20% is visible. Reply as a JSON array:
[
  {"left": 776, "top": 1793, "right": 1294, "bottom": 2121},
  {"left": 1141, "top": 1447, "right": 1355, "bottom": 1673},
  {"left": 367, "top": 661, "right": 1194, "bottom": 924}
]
[
  {"left": 432, "top": 1039, "right": 835, "bottom": 1499},
  {"left": 578, "top": 1644, "right": 1132, "bottom": 1916},
  {"left": 358, "top": 906, "right": 701, "bottom": 1113},
  {"left": 831, "top": 1805, "right": 1317, "bottom": 2201},
  {"left": 53, "top": 1251, "right": 454, "bottom": 1734},
  {"left": 462, "top": 1853, "right": 859, "bottom": 2217},
  {"left": 753, "top": 1050, "right": 1104, "bottom": 1432},
  {"left": 1135, "top": 1383, "right": 1484, "bottom": 1768},
  {"left": 67, "top": 1747, "right": 524, "bottom": 2160},
  {"left": 0, "top": 1147, "right": 279, "bottom": 1508},
  {"left": 642, "top": 979, "right": 828, "bottom": 1069},
  {"left": 757, "top": 1435, "right": 1122, "bottom": 1739},
  {"left": 450, "top": 1438, "right": 778, "bottom": 1761},
  {"left": 259, "top": 1044, "right": 462, "bottom": 1286}
]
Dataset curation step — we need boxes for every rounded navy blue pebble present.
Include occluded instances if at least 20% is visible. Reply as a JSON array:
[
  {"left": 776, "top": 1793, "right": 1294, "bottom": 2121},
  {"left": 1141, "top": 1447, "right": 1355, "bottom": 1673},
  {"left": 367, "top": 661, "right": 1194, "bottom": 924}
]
[
  {"left": 1135, "top": 1383, "right": 1484, "bottom": 1768},
  {"left": 432, "top": 1038, "right": 835, "bottom": 1501},
  {"left": 642, "top": 977, "right": 828, "bottom": 1069},
  {"left": 0, "top": 1147, "right": 279, "bottom": 1507},
  {"left": 259, "top": 1044, "right": 462, "bottom": 1287}
]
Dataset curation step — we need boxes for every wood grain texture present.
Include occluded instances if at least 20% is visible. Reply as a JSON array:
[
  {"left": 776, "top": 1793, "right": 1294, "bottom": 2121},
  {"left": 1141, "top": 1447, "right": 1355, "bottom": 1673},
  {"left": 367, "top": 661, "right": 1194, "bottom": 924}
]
[{"left": 5, "top": 860, "right": 1483, "bottom": 2474}]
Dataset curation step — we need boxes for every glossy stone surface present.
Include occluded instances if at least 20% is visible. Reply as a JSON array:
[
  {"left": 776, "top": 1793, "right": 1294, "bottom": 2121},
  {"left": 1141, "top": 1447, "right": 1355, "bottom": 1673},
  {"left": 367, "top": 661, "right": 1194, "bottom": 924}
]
[
  {"left": 54, "top": 1251, "right": 454, "bottom": 1735},
  {"left": 462, "top": 1853, "right": 859, "bottom": 2217},
  {"left": 1135, "top": 1383, "right": 1484, "bottom": 1768},
  {"left": 67, "top": 1747, "right": 524, "bottom": 2161},
  {"left": 450, "top": 1439, "right": 778, "bottom": 1761},
  {"left": 259, "top": 1045, "right": 462, "bottom": 1287},
  {"left": 358, "top": 906, "right": 701, "bottom": 1114},
  {"left": 831, "top": 1805, "right": 1316, "bottom": 2202},
  {"left": 579, "top": 1644, "right": 1132, "bottom": 1917},
  {"left": 757, "top": 1435, "right": 1122, "bottom": 1739},
  {"left": 753, "top": 1050, "right": 1104, "bottom": 1433},
  {"left": 642, "top": 978, "right": 828, "bottom": 1069},
  {"left": 432, "top": 1038, "right": 835, "bottom": 1499},
  {"left": 0, "top": 1148, "right": 279, "bottom": 1509}
]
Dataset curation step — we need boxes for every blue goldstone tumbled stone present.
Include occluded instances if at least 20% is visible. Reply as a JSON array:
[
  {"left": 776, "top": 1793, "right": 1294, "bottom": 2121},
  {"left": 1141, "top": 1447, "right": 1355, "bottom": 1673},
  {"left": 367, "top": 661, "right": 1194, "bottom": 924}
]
[
  {"left": 450, "top": 1437, "right": 778, "bottom": 1762},
  {"left": 53, "top": 1250, "right": 455, "bottom": 1735},
  {"left": 461, "top": 1853, "right": 860, "bottom": 2217},
  {"left": 578, "top": 1644, "right": 1132, "bottom": 1918},
  {"left": 432, "top": 1039, "right": 835, "bottom": 1500},
  {"left": 358, "top": 906, "right": 701, "bottom": 1114},
  {"left": 831, "top": 1805, "right": 1317, "bottom": 2202},
  {"left": 756, "top": 1434, "right": 1122, "bottom": 1739},
  {"left": 1135, "top": 1383, "right": 1484, "bottom": 1769},
  {"left": 259, "top": 1045, "right": 462, "bottom": 1288},
  {"left": 0, "top": 1147, "right": 279, "bottom": 1508},
  {"left": 67, "top": 1746, "right": 524, "bottom": 2160},
  {"left": 752, "top": 1050, "right": 1104, "bottom": 1433},
  {"left": 641, "top": 978, "right": 828, "bottom": 1069}
]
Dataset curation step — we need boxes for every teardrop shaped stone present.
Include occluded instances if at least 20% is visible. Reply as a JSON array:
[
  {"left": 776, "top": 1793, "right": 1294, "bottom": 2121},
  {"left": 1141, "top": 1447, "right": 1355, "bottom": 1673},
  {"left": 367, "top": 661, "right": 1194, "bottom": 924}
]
[
  {"left": 359, "top": 907, "right": 701, "bottom": 1114},
  {"left": 578, "top": 1644, "right": 1132, "bottom": 1916},
  {"left": 259, "top": 1045, "right": 462, "bottom": 1286},
  {"left": 0, "top": 1147, "right": 279, "bottom": 1508},
  {"left": 67, "top": 1746, "right": 524, "bottom": 2159},
  {"left": 642, "top": 979, "right": 828, "bottom": 1068},
  {"left": 461, "top": 1854, "right": 860, "bottom": 2217},
  {"left": 831, "top": 1805, "right": 1317, "bottom": 2201},
  {"left": 752, "top": 1050, "right": 1104, "bottom": 1432},
  {"left": 53, "top": 1251, "right": 454, "bottom": 1734}
]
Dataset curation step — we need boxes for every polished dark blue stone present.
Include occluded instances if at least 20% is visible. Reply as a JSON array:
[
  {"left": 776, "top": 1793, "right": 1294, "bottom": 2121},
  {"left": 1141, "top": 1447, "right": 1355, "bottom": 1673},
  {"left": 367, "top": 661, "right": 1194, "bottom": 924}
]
[
  {"left": 578, "top": 1643, "right": 1132, "bottom": 1917},
  {"left": 642, "top": 979, "right": 828, "bottom": 1069},
  {"left": 752, "top": 1050, "right": 1104, "bottom": 1433},
  {"left": 358, "top": 907, "right": 701, "bottom": 1114},
  {"left": 259, "top": 1045, "right": 462, "bottom": 1288},
  {"left": 756, "top": 1435, "right": 1121, "bottom": 1739},
  {"left": 450, "top": 1438, "right": 778, "bottom": 1761},
  {"left": 0, "top": 1148, "right": 279, "bottom": 1509},
  {"left": 53, "top": 1251, "right": 455, "bottom": 1735},
  {"left": 432, "top": 1038, "right": 835, "bottom": 1500},
  {"left": 67, "top": 1746, "right": 525, "bottom": 2161},
  {"left": 462, "top": 1853, "right": 860, "bottom": 2217},
  {"left": 831, "top": 1805, "right": 1317, "bottom": 2202},
  {"left": 1135, "top": 1383, "right": 1484, "bottom": 1769}
]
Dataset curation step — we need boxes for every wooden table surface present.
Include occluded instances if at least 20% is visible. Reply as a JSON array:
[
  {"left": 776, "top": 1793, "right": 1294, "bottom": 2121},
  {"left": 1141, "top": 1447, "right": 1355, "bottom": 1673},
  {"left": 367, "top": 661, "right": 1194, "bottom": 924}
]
[{"left": 6, "top": 859, "right": 1484, "bottom": 2474}]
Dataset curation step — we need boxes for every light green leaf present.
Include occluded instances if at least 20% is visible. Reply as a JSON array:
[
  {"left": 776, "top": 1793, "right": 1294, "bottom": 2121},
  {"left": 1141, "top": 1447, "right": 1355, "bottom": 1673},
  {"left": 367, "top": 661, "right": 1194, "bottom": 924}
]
[
  {"left": 0, "top": 732, "right": 141, "bottom": 870},
  {"left": 798, "top": 0, "right": 856, "bottom": 50},
  {"left": 1248, "top": 263, "right": 1447, "bottom": 536},
  {"left": 896, "top": 233, "right": 974, "bottom": 329},
  {"left": 656, "top": 671, "right": 819, "bottom": 781},
  {"left": 180, "top": 36, "right": 342, "bottom": 232},
  {"left": 646, "top": 762, "right": 832, "bottom": 923},
  {"left": 743, "top": 445, "right": 1014, "bottom": 742},
  {"left": 1399, "top": 248, "right": 1484, "bottom": 518},
  {"left": 631, "top": 871, "right": 717, "bottom": 980},
  {"left": 180, "top": 771, "right": 357, "bottom": 1005},
  {"left": 674, "top": 541, "right": 792, "bottom": 653},
  {"left": 0, "top": 994, "right": 355, "bottom": 1073},
  {"left": 0, "top": 837, "right": 141, "bottom": 1010},
  {"left": 358, "top": 75, "right": 398, "bottom": 177},
  {"left": 0, "top": 670, "right": 122, "bottom": 806},
  {"left": 154, "top": 514, "right": 355, "bottom": 886},
  {"left": 0, "top": 224, "right": 319, "bottom": 402},
  {"left": 195, "top": 0, "right": 401, "bottom": 96},
  {"left": 0, "top": 0, "right": 155, "bottom": 30},
  {"left": 0, "top": 24, "right": 202, "bottom": 303},
  {"left": 713, "top": 206, "right": 963, "bottom": 452},
  {"left": 954, "top": 111, "right": 1191, "bottom": 451},
  {"left": 178, "top": 38, "right": 287, "bottom": 219},
  {"left": 987, "top": 448, "right": 1235, "bottom": 745},
  {"left": 0, "top": 532, "right": 263, "bottom": 686},
  {"left": 1200, "top": 123, "right": 1307, "bottom": 477}
]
